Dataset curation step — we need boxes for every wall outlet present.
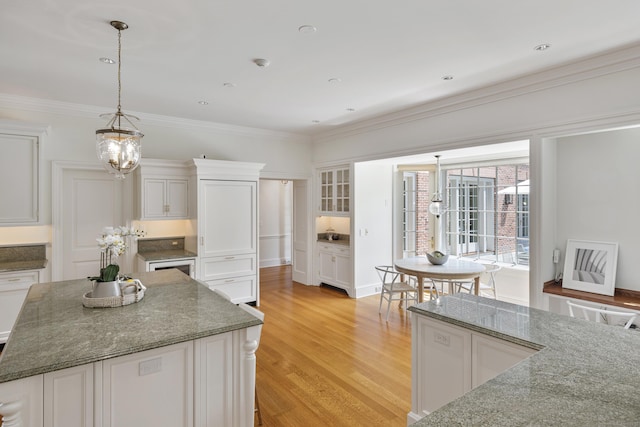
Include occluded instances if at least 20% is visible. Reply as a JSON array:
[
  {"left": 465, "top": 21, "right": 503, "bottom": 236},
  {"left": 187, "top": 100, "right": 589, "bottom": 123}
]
[
  {"left": 139, "top": 357, "right": 162, "bottom": 376},
  {"left": 434, "top": 332, "right": 450, "bottom": 347},
  {"left": 553, "top": 249, "right": 560, "bottom": 264},
  {"left": 375, "top": 286, "right": 381, "bottom": 292}
]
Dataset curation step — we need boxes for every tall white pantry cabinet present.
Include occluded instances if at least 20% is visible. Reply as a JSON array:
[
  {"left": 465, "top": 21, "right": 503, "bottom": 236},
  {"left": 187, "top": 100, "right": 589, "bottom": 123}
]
[{"left": 190, "top": 159, "right": 265, "bottom": 305}]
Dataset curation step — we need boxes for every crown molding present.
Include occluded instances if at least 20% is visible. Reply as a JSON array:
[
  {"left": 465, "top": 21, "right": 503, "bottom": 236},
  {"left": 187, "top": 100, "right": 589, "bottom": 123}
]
[
  {"left": 312, "top": 42, "right": 640, "bottom": 144},
  {"left": 0, "top": 94, "right": 309, "bottom": 143}
]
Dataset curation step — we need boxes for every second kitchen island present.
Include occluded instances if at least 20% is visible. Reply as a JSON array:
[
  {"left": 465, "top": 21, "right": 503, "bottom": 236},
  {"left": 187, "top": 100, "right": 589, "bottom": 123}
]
[{"left": 0, "top": 269, "right": 262, "bottom": 427}]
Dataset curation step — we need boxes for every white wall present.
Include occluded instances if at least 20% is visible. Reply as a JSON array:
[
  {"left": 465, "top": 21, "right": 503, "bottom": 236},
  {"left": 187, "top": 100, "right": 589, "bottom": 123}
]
[
  {"left": 0, "top": 102, "right": 312, "bottom": 256},
  {"left": 555, "top": 127, "right": 640, "bottom": 291},
  {"left": 259, "top": 179, "right": 293, "bottom": 267},
  {"left": 353, "top": 162, "right": 394, "bottom": 297},
  {"left": 310, "top": 45, "right": 640, "bottom": 307}
]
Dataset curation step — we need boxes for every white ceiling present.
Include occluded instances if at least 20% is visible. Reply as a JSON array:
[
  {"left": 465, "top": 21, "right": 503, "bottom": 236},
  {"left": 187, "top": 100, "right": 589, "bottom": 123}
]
[{"left": 2, "top": 0, "right": 640, "bottom": 136}]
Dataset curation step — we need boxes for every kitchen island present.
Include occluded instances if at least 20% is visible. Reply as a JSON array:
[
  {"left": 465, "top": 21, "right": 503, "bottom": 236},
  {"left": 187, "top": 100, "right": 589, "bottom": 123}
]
[
  {"left": 0, "top": 269, "right": 262, "bottom": 426},
  {"left": 408, "top": 293, "right": 640, "bottom": 426}
]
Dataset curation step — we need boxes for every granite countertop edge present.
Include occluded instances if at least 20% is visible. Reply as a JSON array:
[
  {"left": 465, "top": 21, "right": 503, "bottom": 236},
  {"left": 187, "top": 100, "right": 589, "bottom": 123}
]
[
  {"left": 0, "top": 319, "right": 259, "bottom": 383},
  {"left": 316, "top": 238, "right": 350, "bottom": 246},
  {"left": 409, "top": 306, "right": 545, "bottom": 351},
  {"left": 136, "top": 250, "right": 198, "bottom": 262},
  {"left": 0, "top": 259, "right": 48, "bottom": 272}
]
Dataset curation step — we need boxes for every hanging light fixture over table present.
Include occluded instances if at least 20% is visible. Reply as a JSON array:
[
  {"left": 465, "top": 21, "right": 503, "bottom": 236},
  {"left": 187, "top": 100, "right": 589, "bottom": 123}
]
[
  {"left": 96, "top": 20, "right": 143, "bottom": 180},
  {"left": 429, "top": 155, "right": 447, "bottom": 218}
]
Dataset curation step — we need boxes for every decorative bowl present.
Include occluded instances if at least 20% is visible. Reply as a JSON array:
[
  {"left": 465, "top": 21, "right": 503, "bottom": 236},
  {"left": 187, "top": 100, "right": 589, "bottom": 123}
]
[{"left": 426, "top": 251, "right": 449, "bottom": 265}]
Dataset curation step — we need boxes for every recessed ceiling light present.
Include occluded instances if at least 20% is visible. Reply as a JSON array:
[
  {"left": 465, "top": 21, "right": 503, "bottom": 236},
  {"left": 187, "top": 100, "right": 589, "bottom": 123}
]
[
  {"left": 223, "top": 82, "right": 236, "bottom": 88},
  {"left": 328, "top": 78, "right": 342, "bottom": 84},
  {"left": 298, "top": 25, "right": 317, "bottom": 34},
  {"left": 346, "top": 108, "right": 355, "bottom": 112},
  {"left": 442, "top": 75, "right": 454, "bottom": 81},
  {"left": 534, "top": 43, "right": 551, "bottom": 51},
  {"left": 198, "top": 101, "right": 209, "bottom": 105},
  {"left": 99, "top": 57, "right": 115, "bottom": 64},
  {"left": 253, "top": 58, "right": 270, "bottom": 68}
]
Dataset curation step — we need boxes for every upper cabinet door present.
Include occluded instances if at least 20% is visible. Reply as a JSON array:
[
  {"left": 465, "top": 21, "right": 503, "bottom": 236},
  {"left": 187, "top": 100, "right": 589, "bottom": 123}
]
[
  {"left": 0, "top": 128, "right": 43, "bottom": 225},
  {"left": 317, "top": 167, "right": 350, "bottom": 216},
  {"left": 200, "top": 180, "right": 257, "bottom": 257}
]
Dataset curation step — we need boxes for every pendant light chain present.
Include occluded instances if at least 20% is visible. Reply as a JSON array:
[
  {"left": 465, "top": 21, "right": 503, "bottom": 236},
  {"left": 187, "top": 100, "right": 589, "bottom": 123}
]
[{"left": 116, "top": 27, "right": 122, "bottom": 128}]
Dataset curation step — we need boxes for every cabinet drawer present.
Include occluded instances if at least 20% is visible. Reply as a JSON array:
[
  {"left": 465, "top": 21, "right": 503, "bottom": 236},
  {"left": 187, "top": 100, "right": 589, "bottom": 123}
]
[
  {"left": 0, "top": 271, "right": 39, "bottom": 290},
  {"left": 318, "top": 243, "right": 350, "bottom": 255},
  {"left": 200, "top": 254, "right": 256, "bottom": 281},
  {"left": 205, "top": 275, "right": 256, "bottom": 304}
]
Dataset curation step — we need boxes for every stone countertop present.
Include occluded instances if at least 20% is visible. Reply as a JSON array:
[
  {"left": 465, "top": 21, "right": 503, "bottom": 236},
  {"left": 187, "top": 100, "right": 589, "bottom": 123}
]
[
  {"left": 317, "top": 238, "right": 350, "bottom": 246},
  {"left": 0, "top": 259, "right": 48, "bottom": 272},
  {"left": 136, "top": 249, "right": 197, "bottom": 262},
  {"left": 408, "top": 294, "right": 640, "bottom": 426},
  {"left": 0, "top": 269, "right": 261, "bottom": 384},
  {"left": 0, "top": 244, "right": 47, "bottom": 272}
]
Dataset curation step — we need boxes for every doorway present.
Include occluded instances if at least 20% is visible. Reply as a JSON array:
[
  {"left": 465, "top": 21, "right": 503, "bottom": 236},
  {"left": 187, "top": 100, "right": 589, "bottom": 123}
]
[{"left": 259, "top": 178, "right": 311, "bottom": 285}]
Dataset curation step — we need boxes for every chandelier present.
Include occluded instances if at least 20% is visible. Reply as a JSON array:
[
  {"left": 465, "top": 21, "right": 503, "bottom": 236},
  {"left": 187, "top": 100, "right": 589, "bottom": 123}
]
[
  {"left": 429, "top": 155, "right": 447, "bottom": 218},
  {"left": 96, "top": 20, "right": 143, "bottom": 180}
]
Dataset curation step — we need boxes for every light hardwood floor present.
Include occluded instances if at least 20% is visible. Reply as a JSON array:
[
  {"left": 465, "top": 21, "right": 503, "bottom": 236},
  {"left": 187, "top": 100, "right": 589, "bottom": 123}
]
[{"left": 256, "top": 266, "right": 412, "bottom": 426}]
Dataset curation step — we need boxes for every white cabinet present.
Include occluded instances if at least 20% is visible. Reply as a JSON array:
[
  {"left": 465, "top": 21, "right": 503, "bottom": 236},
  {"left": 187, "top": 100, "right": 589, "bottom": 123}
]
[
  {"left": 101, "top": 342, "right": 193, "bottom": 427},
  {"left": 0, "top": 121, "right": 46, "bottom": 225},
  {"left": 0, "top": 375, "right": 43, "bottom": 427},
  {"left": 192, "top": 159, "right": 264, "bottom": 305},
  {"left": 471, "top": 333, "right": 536, "bottom": 388},
  {"left": 136, "top": 159, "right": 193, "bottom": 220},
  {"left": 318, "top": 167, "right": 350, "bottom": 216},
  {"left": 318, "top": 243, "right": 351, "bottom": 291},
  {"left": 142, "top": 178, "right": 189, "bottom": 219},
  {"left": 411, "top": 314, "right": 471, "bottom": 417},
  {"left": 194, "top": 332, "right": 233, "bottom": 426},
  {"left": 0, "top": 270, "right": 39, "bottom": 343},
  {"left": 410, "top": 314, "right": 536, "bottom": 421},
  {"left": 43, "top": 364, "right": 94, "bottom": 427}
]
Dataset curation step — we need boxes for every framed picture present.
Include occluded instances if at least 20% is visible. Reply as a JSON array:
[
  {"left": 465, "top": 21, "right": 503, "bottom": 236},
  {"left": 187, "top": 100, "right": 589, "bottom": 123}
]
[{"left": 562, "top": 239, "right": 618, "bottom": 296}]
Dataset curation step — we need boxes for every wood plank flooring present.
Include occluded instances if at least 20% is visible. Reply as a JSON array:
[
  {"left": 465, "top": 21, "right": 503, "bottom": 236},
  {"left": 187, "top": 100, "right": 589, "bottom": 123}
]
[{"left": 256, "top": 266, "right": 412, "bottom": 426}]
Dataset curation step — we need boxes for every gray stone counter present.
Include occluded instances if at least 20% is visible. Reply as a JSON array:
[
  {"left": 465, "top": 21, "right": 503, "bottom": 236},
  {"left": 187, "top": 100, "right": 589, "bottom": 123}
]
[
  {"left": 136, "top": 250, "right": 197, "bottom": 262},
  {"left": 0, "top": 269, "right": 261, "bottom": 383},
  {"left": 0, "top": 244, "right": 47, "bottom": 272},
  {"left": 409, "top": 293, "right": 640, "bottom": 426}
]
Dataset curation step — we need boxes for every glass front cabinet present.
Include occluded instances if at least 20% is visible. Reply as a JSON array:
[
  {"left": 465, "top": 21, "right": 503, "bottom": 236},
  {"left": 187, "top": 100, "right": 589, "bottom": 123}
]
[{"left": 318, "top": 167, "right": 350, "bottom": 216}]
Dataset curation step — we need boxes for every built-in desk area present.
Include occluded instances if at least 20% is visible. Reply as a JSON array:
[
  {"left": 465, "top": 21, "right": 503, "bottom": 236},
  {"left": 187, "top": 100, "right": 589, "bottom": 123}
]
[{"left": 544, "top": 280, "right": 640, "bottom": 320}]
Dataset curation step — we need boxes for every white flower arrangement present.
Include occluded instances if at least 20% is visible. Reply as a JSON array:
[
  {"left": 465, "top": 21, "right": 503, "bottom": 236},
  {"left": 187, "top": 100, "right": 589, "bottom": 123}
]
[{"left": 91, "top": 226, "right": 146, "bottom": 282}]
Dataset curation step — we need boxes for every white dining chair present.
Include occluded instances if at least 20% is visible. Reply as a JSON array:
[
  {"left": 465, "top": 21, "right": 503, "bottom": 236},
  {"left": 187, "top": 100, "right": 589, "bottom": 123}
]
[
  {"left": 456, "top": 264, "right": 501, "bottom": 298},
  {"left": 567, "top": 301, "right": 637, "bottom": 329},
  {"left": 376, "top": 266, "right": 419, "bottom": 321}
]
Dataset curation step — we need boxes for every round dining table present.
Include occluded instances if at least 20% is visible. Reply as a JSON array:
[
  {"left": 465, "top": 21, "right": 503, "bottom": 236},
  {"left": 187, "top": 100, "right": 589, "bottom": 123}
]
[{"left": 394, "top": 256, "right": 486, "bottom": 302}]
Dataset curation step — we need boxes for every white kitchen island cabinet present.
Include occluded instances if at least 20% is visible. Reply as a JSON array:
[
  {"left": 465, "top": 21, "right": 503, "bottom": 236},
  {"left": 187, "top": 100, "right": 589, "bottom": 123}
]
[
  {"left": 0, "top": 269, "right": 261, "bottom": 427},
  {"left": 408, "top": 294, "right": 539, "bottom": 425},
  {"left": 191, "top": 159, "right": 264, "bottom": 305}
]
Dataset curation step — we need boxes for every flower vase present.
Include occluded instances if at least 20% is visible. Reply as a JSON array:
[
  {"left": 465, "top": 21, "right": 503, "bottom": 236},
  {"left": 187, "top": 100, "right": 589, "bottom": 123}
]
[{"left": 91, "top": 280, "right": 122, "bottom": 298}]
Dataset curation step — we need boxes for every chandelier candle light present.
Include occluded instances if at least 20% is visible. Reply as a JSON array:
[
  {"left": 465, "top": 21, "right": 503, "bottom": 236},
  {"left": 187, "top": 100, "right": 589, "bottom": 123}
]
[{"left": 95, "top": 20, "right": 143, "bottom": 180}]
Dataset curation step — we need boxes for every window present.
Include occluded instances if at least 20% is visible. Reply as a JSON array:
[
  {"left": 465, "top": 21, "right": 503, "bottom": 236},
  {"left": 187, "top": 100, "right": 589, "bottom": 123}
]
[{"left": 401, "top": 161, "right": 529, "bottom": 266}]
